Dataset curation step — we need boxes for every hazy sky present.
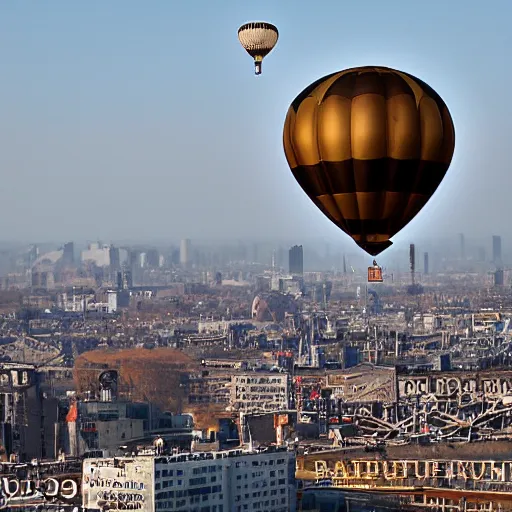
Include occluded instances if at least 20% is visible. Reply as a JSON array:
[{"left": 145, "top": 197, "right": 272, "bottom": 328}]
[{"left": 0, "top": 0, "right": 510, "bottom": 257}]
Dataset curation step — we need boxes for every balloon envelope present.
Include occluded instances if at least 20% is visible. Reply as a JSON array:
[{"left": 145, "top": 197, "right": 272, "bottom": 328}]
[
  {"left": 238, "top": 22, "right": 278, "bottom": 75},
  {"left": 283, "top": 66, "right": 455, "bottom": 256}
]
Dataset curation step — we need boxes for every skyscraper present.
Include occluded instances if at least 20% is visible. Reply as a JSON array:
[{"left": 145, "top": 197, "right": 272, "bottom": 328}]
[
  {"left": 424, "top": 252, "right": 429, "bottom": 275},
  {"left": 459, "top": 233, "right": 465, "bottom": 260},
  {"left": 109, "top": 246, "right": 120, "bottom": 271},
  {"left": 146, "top": 249, "right": 159, "bottom": 268},
  {"left": 62, "top": 242, "right": 74, "bottom": 266},
  {"left": 180, "top": 239, "right": 191, "bottom": 266},
  {"left": 493, "top": 235, "right": 502, "bottom": 267},
  {"left": 289, "top": 245, "right": 303, "bottom": 275}
]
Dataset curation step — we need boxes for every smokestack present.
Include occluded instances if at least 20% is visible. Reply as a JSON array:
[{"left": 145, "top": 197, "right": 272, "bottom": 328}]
[{"left": 410, "top": 244, "right": 416, "bottom": 286}]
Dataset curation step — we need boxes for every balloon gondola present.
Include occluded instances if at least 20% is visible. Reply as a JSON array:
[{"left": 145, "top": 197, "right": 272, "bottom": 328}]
[
  {"left": 368, "top": 260, "right": 383, "bottom": 283},
  {"left": 283, "top": 66, "right": 455, "bottom": 257}
]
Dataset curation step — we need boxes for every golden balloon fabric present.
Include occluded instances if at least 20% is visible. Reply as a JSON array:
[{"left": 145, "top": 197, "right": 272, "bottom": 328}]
[{"left": 283, "top": 66, "right": 455, "bottom": 256}]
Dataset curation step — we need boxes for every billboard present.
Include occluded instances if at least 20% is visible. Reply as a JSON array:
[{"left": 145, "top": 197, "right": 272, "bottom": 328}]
[{"left": 82, "top": 457, "right": 154, "bottom": 511}]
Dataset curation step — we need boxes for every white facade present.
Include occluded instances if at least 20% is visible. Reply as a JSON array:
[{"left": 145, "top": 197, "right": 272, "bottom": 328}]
[
  {"left": 83, "top": 448, "right": 296, "bottom": 512},
  {"left": 180, "top": 239, "right": 191, "bottom": 266},
  {"left": 82, "top": 243, "right": 111, "bottom": 267},
  {"left": 231, "top": 373, "right": 289, "bottom": 413},
  {"left": 83, "top": 456, "right": 154, "bottom": 511},
  {"left": 107, "top": 290, "right": 118, "bottom": 313},
  {"left": 58, "top": 291, "right": 95, "bottom": 312}
]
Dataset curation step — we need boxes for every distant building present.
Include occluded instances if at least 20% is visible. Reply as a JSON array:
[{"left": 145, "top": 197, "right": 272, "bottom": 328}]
[
  {"left": 81, "top": 243, "right": 110, "bottom": 267},
  {"left": 117, "top": 269, "right": 133, "bottom": 290},
  {"left": 495, "top": 269, "right": 504, "bottom": 286},
  {"left": 146, "top": 248, "right": 159, "bottom": 268},
  {"left": 493, "top": 235, "right": 502, "bottom": 267},
  {"left": 459, "top": 233, "right": 465, "bottom": 260},
  {"left": 106, "top": 290, "right": 118, "bottom": 313},
  {"left": 26, "top": 245, "right": 39, "bottom": 267},
  {"left": 62, "top": 242, "right": 74, "bottom": 266},
  {"left": 289, "top": 245, "right": 303, "bottom": 275},
  {"left": 109, "top": 245, "right": 120, "bottom": 271},
  {"left": 424, "top": 252, "right": 429, "bottom": 275},
  {"left": 180, "top": 239, "right": 191, "bottom": 267}
]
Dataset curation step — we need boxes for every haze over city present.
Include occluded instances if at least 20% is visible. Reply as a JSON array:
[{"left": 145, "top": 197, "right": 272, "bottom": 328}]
[
  {"left": 0, "top": 0, "right": 510, "bottom": 252},
  {"left": 1, "top": 3, "right": 512, "bottom": 510}
]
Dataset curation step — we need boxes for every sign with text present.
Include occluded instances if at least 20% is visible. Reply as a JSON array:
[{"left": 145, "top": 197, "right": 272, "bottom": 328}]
[
  {"left": 0, "top": 474, "right": 81, "bottom": 509},
  {"left": 83, "top": 457, "right": 154, "bottom": 512}
]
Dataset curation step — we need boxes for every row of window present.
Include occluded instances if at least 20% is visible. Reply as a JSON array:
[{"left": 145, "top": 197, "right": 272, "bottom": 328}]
[
  {"left": 156, "top": 486, "right": 223, "bottom": 500},
  {"left": 156, "top": 503, "right": 223, "bottom": 511}
]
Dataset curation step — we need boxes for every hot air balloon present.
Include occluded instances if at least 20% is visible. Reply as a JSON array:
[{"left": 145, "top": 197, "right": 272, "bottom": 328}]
[
  {"left": 238, "top": 22, "right": 278, "bottom": 75},
  {"left": 283, "top": 66, "right": 455, "bottom": 257}
]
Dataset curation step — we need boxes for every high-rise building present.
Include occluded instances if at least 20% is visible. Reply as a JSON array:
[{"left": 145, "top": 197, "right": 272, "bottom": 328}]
[
  {"left": 495, "top": 269, "right": 504, "bottom": 286},
  {"left": 289, "top": 245, "right": 303, "bottom": 275},
  {"left": 62, "top": 242, "right": 74, "bottom": 266},
  {"left": 180, "top": 239, "right": 191, "bottom": 266},
  {"left": 493, "top": 235, "right": 502, "bottom": 267},
  {"left": 128, "top": 250, "right": 142, "bottom": 285},
  {"left": 146, "top": 249, "right": 159, "bottom": 268},
  {"left": 109, "top": 246, "right": 120, "bottom": 271},
  {"left": 424, "top": 252, "right": 429, "bottom": 275}
]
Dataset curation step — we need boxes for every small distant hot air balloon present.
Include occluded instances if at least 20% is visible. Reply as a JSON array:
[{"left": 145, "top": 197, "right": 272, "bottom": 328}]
[
  {"left": 238, "top": 22, "right": 278, "bottom": 75},
  {"left": 283, "top": 66, "right": 455, "bottom": 257}
]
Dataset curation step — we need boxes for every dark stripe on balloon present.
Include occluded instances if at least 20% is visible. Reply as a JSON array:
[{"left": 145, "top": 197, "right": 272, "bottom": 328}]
[
  {"left": 357, "top": 241, "right": 393, "bottom": 256},
  {"left": 322, "top": 69, "right": 416, "bottom": 101},
  {"left": 292, "top": 160, "right": 449, "bottom": 196},
  {"left": 400, "top": 70, "right": 448, "bottom": 116},
  {"left": 290, "top": 72, "right": 339, "bottom": 112}
]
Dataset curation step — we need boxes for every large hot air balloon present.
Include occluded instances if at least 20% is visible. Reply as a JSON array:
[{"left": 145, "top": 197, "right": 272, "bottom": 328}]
[
  {"left": 238, "top": 22, "right": 278, "bottom": 75},
  {"left": 283, "top": 66, "right": 455, "bottom": 256}
]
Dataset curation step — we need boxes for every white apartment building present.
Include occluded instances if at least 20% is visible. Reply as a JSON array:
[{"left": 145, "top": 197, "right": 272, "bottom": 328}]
[
  {"left": 231, "top": 373, "right": 289, "bottom": 413},
  {"left": 82, "top": 447, "right": 296, "bottom": 512}
]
